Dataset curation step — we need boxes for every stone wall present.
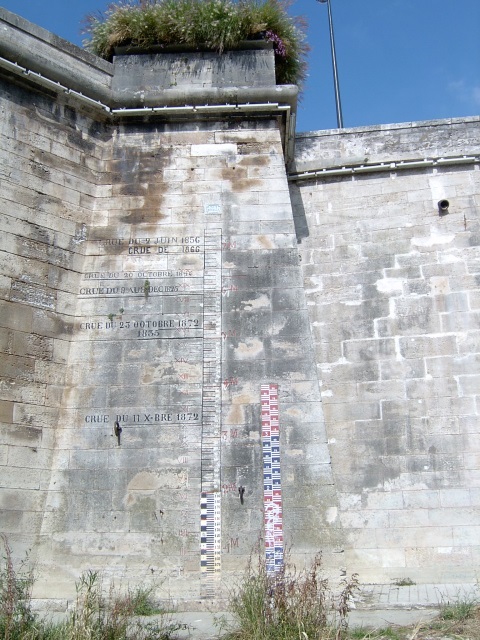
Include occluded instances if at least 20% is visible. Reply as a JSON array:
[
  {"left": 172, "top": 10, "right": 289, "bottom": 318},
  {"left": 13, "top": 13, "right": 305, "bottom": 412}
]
[
  {"left": 0, "top": 7, "right": 479, "bottom": 609},
  {"left": 0, "top": 10, "right": 335, "bottom": 608},
  {"left": 0, "top": 66, "right": 111, "bottom": 560},
  {"left": 292, "top": 119, "right": 480, "bottom": 583},
  {"left": 35, "top": 113, "right": 335, "bottom": 604}
]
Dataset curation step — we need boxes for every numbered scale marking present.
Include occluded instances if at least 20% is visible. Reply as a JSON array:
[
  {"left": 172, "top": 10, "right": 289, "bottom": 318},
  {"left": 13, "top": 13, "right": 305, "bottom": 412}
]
[
  {"left": 261, "top": 384, "right": 284, "bottom": 574},
  {"left": 200, "top": 228, "right": 222, "bottom": 597},
  {"left": 200, "top": 491, "right": 221, "bottom": 598}
]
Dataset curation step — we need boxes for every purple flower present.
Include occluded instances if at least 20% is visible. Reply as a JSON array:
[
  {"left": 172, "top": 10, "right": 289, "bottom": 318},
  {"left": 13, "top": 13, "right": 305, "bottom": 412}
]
[{"left": 265, "top": 30, "right": 286, "bottom": 59}]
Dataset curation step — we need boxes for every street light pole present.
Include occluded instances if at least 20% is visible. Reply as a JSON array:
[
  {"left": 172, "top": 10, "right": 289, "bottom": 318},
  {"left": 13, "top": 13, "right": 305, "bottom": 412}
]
[{"left": 317, "top": 0, "right": 344, "bottom": 129}]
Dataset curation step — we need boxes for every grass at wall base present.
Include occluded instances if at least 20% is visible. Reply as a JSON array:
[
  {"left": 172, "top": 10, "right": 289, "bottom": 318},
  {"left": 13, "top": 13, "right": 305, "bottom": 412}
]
[
  {"left": 2, "top": 534, "right": 480, "bottom": 639},
  {"left": 217, "top": 552, "right": 360, "bottom": 640},
  {"left": 82, "top": 0, "right": 308, "bottom": 90},
  {"left": 0, "top": 534, "right": 186, "bottom": 640}
]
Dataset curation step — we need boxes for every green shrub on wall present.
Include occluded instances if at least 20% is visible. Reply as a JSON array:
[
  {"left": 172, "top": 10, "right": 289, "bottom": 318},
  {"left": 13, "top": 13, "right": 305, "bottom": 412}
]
[{"left": 82, "top": 0, "right": 308, "bottom": 88}]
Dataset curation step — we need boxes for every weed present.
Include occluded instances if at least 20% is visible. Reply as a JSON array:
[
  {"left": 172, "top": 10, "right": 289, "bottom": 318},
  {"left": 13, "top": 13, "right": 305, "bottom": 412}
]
[
  {"left": 129, "top": 585, "right": 162, "bottom": 616},
  {"left": 348, "top": 628, "right": 370, "bottom": 639},
  {"left": 392, "top": 578, "right": 415, "bottom": 587},
  {"left": 144, "top": 279, "right": 150, "bottom": 298},
  {"left": 336, "top": 572, "right": 360, "bottom": 630},
  {"left": 65, "top": 570, "right": 183, "bottom": 639},
  {"left": 219, "top": 551, "right": 359, "bottom": 640},
  {"left": 343, "top": 593, "right": 480, "bottom": 640},
  {"left": 372, "top": 628, "right": 402, "bottom": 640},
  {"left": 0, "top": 534, "right": 36, "bottom": 640},
  {"left": 346, "top": 626, "right": 413, "bottom": 640},
  {"left": 0, "top": 539, "right": 186, "bottom": 640},
  {"left": 439, "top": 597, "right": 477, "bottom": 622}
]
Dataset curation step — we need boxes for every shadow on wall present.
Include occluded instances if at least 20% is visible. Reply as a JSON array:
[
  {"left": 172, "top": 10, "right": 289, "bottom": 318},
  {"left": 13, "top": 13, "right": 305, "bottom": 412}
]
[{"left": 289, "top": 182, "right": 309, "bottom": 243}]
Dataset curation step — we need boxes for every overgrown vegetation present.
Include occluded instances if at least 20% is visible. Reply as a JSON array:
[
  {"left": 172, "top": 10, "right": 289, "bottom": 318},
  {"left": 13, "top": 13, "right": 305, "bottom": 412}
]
[
  {"left": 438, "top": 591, "right": 478, "bottom": 623},
  {"left": 82, "top": 0, "right": 308, "bottom": 88},
  {"left": 0, "top": 535, "right": 185, "bottom": 640},
  {"left": 63, "top": 569, "right": 184, "bottom": 639},
  {"left": 217, "top": 552, "right": 359, "bottom": 639},
  {"left": 129, "top": 585, "right": 164, "bottom": 616},
  {"left": 0, "top": 535, "right": 36, "bottom": 640}
]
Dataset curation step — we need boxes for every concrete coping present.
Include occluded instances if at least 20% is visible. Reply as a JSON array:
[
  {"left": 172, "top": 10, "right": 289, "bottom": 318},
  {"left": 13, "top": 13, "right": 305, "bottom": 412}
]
[
  {"left": 111, "top": 85, "right": 298, "bottom": 110},
  {"left": 296, "top": 114, "right": 480, "bottom": 139},
  {"left": 113, "top": 39, "right": 274, "bottom": 55}
]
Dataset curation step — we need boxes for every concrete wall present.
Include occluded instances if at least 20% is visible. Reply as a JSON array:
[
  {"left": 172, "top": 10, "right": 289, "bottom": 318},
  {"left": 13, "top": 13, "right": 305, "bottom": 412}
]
[{"left": 292, "top": 119, "right": 480, "bottom": 583}]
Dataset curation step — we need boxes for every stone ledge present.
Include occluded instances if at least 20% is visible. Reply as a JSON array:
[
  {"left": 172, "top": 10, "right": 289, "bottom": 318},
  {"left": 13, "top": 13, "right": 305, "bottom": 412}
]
[
  {"left": 296, "top": 114, "right": 480, "bottom": 139},
  {"left": 0, "top": 7, "right": 113, "bottom": 103}
]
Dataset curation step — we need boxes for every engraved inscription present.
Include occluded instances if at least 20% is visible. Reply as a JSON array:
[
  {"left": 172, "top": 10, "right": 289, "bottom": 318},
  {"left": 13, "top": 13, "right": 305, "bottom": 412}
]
[
  {"left": 83, "top": 410, "right": 201, "bottom": 424},
  {"left": 79, "top": 316, "right": 202, "bottom": 333}
]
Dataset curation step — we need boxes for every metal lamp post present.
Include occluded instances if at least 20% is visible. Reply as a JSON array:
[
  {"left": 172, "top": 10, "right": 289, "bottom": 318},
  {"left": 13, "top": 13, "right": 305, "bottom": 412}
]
[{"left": 317, "top": 0, "right": 344, "bottom": 129}]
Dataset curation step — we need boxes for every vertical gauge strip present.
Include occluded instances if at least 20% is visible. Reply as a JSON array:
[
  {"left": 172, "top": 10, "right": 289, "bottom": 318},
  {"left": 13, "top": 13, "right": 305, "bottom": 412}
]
[
  {"left": 200, "top": 228, "right": 222, "bottom": 596},
  {"left": 261, "top": 384, "right": 284, "bottom": 574},
  {"left": 200, "top": 491, "right": 221, "bottom": 597}
]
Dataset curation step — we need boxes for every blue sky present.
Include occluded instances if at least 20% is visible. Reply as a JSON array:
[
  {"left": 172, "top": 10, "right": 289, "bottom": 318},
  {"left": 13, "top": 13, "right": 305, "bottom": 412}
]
[{"left": 1, "top": 0, "right": 479, "bottom": 132}]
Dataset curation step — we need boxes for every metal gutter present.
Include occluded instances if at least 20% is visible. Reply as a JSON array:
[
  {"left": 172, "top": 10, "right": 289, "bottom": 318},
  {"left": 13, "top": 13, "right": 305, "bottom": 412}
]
[
  {"left": 111, "top": 102, "right": 282, "bottom": 116},
  {"left": 288, "top": 155, "right": 480, "bottom": 182},
  {"left": 0, "top": 55, "right": 112, "bottom": 111}
]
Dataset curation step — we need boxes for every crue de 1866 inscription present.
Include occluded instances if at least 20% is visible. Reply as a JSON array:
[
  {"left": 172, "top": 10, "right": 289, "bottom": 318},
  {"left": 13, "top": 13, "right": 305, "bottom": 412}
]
[
  {"left": 94, "top": 236, "right": 201, "bottom": 254},
  {"left": 80, "top": 285, "right": 185, "bottom": 294}
]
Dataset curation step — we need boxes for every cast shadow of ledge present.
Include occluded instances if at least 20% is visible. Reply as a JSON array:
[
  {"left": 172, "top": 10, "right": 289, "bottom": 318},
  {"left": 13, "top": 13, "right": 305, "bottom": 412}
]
[{"left": 289, "top": 182, "right": 310, "bottom": 244}]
